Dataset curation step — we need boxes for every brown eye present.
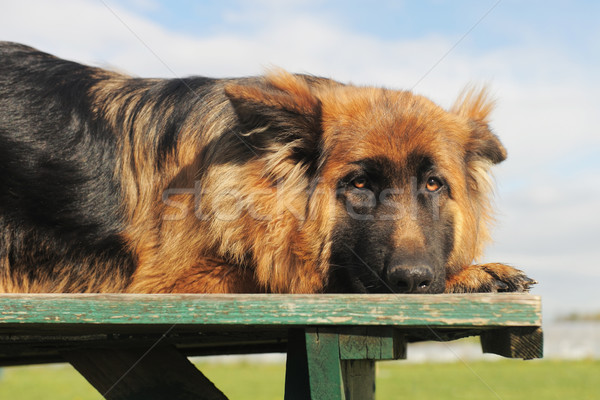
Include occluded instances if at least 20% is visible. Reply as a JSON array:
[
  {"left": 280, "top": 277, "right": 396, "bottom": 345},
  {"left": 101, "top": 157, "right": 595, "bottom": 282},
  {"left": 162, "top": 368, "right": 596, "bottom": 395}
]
[
  {"left": 426, "top": 177, "right": 442, "bottom": 192},
  {"left": 352, "top": 177, "right": 368, "bottom": 189}
]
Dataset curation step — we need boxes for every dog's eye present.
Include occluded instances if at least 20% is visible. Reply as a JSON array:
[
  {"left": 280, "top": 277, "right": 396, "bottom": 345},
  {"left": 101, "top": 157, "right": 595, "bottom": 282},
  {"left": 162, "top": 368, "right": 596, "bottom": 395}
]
[
  {"left": 426, "top": 177, "right": 443, "bottom": 192},
  {"left": 352, "top": 177, "right": 368, "bottom": 189}
]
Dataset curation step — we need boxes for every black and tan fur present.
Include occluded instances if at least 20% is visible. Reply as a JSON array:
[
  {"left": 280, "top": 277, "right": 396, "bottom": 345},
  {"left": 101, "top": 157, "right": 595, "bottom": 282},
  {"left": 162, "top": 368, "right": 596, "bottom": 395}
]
[{"left": 0, "top": 42, "right": 534, "bottom": 294}]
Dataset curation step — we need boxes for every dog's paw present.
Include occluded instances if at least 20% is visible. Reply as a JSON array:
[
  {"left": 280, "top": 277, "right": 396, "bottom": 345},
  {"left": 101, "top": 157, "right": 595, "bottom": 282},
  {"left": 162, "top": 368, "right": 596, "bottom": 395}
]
[
  {"left": 445, "top": 263, "right": 537, "bottom": 293},
  {"left": 482, "top": 263, "right": 537, "bottom": 292}
]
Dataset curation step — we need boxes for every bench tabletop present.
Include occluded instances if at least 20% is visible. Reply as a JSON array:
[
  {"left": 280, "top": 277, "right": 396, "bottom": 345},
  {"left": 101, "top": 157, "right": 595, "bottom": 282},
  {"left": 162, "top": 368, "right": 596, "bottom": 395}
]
[
  {"left": 0, "top": 293, "right": 540, "bottom": 326},
  {"left": 0, "top": 293, "right": 542, "bottom": 367}
]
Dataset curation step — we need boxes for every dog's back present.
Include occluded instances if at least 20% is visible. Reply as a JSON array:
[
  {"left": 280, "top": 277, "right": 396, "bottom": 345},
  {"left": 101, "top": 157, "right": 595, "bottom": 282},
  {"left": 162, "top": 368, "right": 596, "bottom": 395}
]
[{"left": 0, "top": 42, "right": 136, "bottom": 292}]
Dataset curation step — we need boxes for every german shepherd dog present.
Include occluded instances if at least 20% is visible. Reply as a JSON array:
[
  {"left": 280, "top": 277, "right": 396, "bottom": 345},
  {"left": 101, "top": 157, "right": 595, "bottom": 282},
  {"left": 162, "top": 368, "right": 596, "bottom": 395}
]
[{"left": 0, "top": 42, "right": 534, "bottom": 294}]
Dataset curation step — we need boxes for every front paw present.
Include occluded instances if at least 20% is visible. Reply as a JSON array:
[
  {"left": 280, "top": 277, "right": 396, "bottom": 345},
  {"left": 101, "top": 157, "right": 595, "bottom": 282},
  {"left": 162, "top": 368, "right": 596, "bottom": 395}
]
[
  {"left": 482, "top": 263, "right": 537, "bottom": 292},
  {"left": 445, "top": 263, "right": 537, "bottom": 293}
]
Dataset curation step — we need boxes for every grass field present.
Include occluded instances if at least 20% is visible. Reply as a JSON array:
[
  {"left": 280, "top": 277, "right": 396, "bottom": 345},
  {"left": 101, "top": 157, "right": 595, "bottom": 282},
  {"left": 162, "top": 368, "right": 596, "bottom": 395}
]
[{"left": 0, "top": 359, "right": 598, "bottom": 399}]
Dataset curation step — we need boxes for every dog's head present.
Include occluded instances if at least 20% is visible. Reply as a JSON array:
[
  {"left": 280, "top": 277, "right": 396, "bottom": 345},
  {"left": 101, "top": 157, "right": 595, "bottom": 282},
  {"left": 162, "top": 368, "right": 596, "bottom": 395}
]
[{"left": 224, "top": 71, "right": 505, "bottom": 294}]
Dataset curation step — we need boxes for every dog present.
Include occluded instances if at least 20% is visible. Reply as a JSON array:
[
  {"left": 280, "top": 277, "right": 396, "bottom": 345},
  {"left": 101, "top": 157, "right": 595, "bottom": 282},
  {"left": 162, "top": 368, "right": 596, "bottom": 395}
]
[{"left": 0, "top": 42, "right": 534, "bottom": 294}]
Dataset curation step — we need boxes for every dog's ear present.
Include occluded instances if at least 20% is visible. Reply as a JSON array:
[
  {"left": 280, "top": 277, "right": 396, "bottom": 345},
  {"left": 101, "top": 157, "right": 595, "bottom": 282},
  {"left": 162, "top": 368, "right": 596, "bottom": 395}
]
[
  {"left": 466, "top": 121, "right": 506, "bottom": 164},
  {"left": 452, "top": 86, "right": 507, "bottom": 164},
  {"left": 224, "top": 70, "right": 322, "bottom": 158}
]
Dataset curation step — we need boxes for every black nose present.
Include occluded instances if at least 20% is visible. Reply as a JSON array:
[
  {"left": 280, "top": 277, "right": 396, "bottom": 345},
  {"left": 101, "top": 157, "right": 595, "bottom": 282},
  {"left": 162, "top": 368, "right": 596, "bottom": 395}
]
[{"left": 386, "top": 264, "right": 434, "bottom": 293}]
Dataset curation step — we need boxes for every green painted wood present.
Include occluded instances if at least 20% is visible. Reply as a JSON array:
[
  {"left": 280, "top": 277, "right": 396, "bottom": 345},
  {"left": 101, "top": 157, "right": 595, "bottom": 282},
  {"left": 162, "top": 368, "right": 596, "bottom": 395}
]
[
  {"left": 0, "top": 293, "right": 541, "bottom": 327},
  {"left": 0, "top": 293, "right": 544, "bottom": 399},
  {"left": 287, "top": 328, "right": 383, "bottom": 400},
  {"left": 338, "top": 327, "right": 406, "bottom": 360},
  {"left": 341, "top": 360, "right": 375, "bottom": 400},
  {"left": 305, "top": 328, "right": 345, "bottom": 400}
]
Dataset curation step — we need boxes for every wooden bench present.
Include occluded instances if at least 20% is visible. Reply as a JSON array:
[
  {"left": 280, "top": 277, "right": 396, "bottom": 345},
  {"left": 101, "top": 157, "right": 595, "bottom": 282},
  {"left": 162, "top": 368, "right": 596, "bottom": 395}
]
[{"left": 0, "top": 293, "right": 542, "bottom": 399}]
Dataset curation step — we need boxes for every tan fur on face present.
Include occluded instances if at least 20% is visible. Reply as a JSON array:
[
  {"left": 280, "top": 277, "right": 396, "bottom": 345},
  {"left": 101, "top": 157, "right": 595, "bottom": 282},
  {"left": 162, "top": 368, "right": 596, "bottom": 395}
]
[{"left": 312, "top": 79, "right": 503, "bottom": 280}]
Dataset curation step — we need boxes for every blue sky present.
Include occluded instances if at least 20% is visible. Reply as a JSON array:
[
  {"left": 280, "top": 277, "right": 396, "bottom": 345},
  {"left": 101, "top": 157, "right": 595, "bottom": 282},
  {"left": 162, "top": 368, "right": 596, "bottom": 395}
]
[
  {"left": 118, "top": 0, "right": 599, "bottom": 63},
  {"left": 1, "top": 0, "right": 599, "bottom": 318}
]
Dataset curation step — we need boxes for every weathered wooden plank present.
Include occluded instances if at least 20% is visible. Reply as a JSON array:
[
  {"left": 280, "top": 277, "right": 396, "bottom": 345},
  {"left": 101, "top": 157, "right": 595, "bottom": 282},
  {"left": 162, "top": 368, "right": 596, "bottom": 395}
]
[
  {"left": 341, "top": 360, "right": 375, "bottom": 400},
  {"left": 481, "top": 327, "right": 544, "bottom": 360},
  {"left": 0, "top": 293, "right": 541, "bottom": 327},
  {"left": 338, "top": 327, "right": 406, "bottom": 360},
  {"left": 305, "top": 328, "right": 345, "bottom": 400},
  {"left": 62, "top": 345, "right": 228, "bottom": 400},
  {"left": 0, "top": 326, "right": 292, "bottom": 367}
]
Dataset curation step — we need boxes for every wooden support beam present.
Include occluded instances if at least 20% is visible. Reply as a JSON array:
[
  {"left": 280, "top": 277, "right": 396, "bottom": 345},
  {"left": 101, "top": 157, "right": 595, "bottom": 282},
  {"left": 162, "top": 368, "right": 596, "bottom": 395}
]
[
  {"left": 284, "top": 329, "right": 311, "bottom": 400},
  {"left": 341, "top": 360, "right": 375, "bottom": 400},
  {"left": 481, "top": 327, "right": 544, "bottom": 360},
  {"left": 338, "top": 327, "right": 406, "bottom": 360},
  {"left": 62, "top": 345, "right": 228, "bottom": 400},
  {"left": 304, "top": 328, "right": 346, "bottom": 400},
  {"left": 285, "top": 327, "right": 401, "bottom": 400}
]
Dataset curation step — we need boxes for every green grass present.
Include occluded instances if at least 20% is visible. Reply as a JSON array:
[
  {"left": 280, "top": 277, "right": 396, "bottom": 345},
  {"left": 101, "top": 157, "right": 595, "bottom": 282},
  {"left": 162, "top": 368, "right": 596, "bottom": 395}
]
[
  {"left": 375, "top": 359, "right": 600, "bottom": 400},
  {"left": 0, "top": 359, "right": 598, "bottom": 399}
]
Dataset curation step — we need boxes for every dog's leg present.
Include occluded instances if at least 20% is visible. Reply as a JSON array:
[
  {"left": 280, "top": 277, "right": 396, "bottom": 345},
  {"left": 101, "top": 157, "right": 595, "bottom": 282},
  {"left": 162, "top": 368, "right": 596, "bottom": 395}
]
[{"left": 445, "top": 263, "right": 537, "bottom": 293}]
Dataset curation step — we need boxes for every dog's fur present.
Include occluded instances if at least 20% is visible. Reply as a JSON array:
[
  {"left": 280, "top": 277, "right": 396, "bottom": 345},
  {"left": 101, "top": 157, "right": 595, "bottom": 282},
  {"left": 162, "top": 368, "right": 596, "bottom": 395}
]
[{"left": 0, "top": 42, "right": 534, "bottom": 294}]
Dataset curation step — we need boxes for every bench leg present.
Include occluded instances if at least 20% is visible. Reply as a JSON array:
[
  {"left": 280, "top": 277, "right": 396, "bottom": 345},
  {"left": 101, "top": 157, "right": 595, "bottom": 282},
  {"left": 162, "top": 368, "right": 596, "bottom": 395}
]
[
  {"left": 62, "top": 345, "right": 228, "bottom": 400},
  {"left": 285, "top": 328, "right": 376, "bottom": 400},
  {"left": 341, "top": 360, "right": 375, "bottom": 400},
  {"left": 305, "top": 328, "right": 347, "bottom": 400},
  {"left": 284, "top": 329, "right": 312, "bottom": 400}
]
